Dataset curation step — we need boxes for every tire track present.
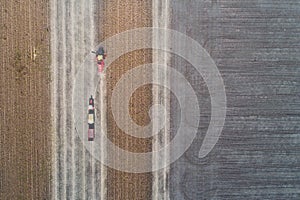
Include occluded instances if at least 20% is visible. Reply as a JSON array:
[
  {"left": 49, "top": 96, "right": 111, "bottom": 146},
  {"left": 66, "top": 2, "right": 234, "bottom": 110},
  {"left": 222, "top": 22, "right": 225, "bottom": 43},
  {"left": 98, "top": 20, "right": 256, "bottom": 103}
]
[
  {"left": 65, "top": 0, "right": 74, "bottom": 198},
  {"left": 73, "top": 1, "right": 85, "bottom": 198},
  {"left": 50, "top": 0, "right": 58, "bottom": 198},
  {"left": 81, "top": 0, "right": 87, "bottom": 198},
  {"left": 87, "top": 1, "right": 98, "bottom": 199},
  {"left": 54, "top": 0, "right": 67, "bottom": 198},
  {"left": 83, "top": 0, "right": 91, "bottom": 196},
  {"left": 99, "top": 73, "right": 107, "bottom": 200},
  {"left": 152, "top": 0, "right": 170, "bottom": 199},
  {"left": 69, "top": 1, "right": 76, "bottom": 198},
  {"left": 60, "top": 0, "right": 69, "bottom": 199},
  {"left": 83, "top": 0, "right": 96, "bottom": 199}
]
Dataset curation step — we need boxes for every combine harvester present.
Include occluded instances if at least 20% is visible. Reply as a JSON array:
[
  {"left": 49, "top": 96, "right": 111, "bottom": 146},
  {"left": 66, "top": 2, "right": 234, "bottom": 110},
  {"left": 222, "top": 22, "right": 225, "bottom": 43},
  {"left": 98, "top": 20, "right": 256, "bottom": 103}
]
[{"left": 92, "top": 46, "right": 107, "bottom": 73}]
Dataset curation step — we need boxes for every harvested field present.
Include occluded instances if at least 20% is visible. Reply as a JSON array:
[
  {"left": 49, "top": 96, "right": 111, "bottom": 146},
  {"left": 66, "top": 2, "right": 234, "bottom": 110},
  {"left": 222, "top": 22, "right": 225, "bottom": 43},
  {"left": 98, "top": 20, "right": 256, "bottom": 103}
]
[
  {"left": 51, "top": 0, "right": 102, "bottom": 199},
  {"left": 99, "top": 0, "right": 153, "bottom": 199},
  {"left": 0, "top": 0, "right": 51, "bottom": 199}
]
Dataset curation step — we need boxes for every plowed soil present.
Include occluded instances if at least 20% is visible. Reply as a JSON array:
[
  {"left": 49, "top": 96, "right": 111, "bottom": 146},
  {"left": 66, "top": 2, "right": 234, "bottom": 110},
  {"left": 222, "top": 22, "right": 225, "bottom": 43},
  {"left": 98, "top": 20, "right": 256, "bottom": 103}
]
[
  {"left": 99, "top": 0, "right": 153, "bottom": 199},
  {"left": 0, "top": 0, "right": 51, "bottom": 199}
]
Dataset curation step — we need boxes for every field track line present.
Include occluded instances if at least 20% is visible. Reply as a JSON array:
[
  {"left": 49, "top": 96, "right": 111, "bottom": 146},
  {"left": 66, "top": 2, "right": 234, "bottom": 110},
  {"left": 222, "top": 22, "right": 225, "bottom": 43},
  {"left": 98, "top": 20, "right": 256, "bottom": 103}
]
[
  {"left": 100, "top": 74, "right": 107, "bottom": 200},
  {"left": 56, "top": 0, "right": 64, "bottom": 198},
  {"left": 65, "top": 0, "right": 75, "bottom": 198},
  {"left": 152, "top": 0, "right": 170, "bottom": 199},
  {"left": 50, "top": 0, "right": 58, "bottom": 198},
  {"left": 70, "top": 0, "right": 76, "bottom": 198},
  {"left": 60, "top": 0, "right": 67, "bottom": 198},
  {"left": 73, "top": 0, "right": 84, "bottom": 198},
  {"left": 89, "top": 0, "right": 97, "bottom": 199},
  {"left": 81, "top": 0, "right": 86, "bottom": 198},
  {"left": 163, "top": 1, "right": 170, "bottom": 200}
]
